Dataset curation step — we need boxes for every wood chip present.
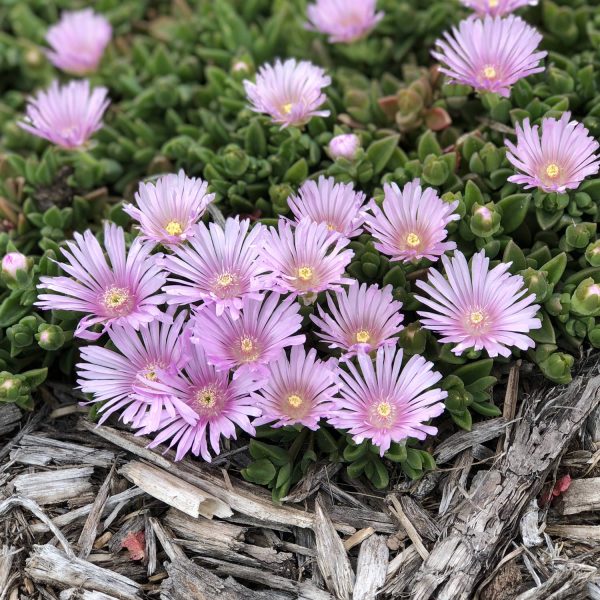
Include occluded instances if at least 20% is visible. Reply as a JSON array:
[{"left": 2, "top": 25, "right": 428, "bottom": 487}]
[
  {"left": 343, "top": 527, "right": 374, "bottom": 552},
  {"left": 556, "top": 477, "right": 600, "bottom": 515},
  {"left": 119, "top": 460, "right": 232, "bottom": 519},
  {"left": 314, "top": 496, "right": 354, "bottom": 600},
  {"left": 353, "top": 534, "right": 388, "bottom": 600},
  {"left": 25, "top": 544, "right": 140, "bottom": 600},
  {"left": 520, "top": 500, "right": 543, "bottom": 548},
  {"left": 60, "top": 590, "right": 120, "bottom": 600},
  {"left": 0, "top": 404, "right": 21, "bottom": 437},
  {"left": 11, "top": 466, "right": 94, "bottom": 505},
  {"left": 514, "top": 564, "right": 598, "bottom": 600},
  {"left": 388, "top": 496, "right": 429, "bottom": 560},
  {"left": 545, "top": 524, "right": 600, "bottom": 542}
]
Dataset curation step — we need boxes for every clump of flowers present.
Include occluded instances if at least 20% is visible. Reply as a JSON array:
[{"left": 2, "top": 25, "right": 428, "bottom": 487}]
[
  {"left": 306, "top": 0, "right": 384, "bottom": 43},
  {"left": 311, "top": 283, "right": 404, "bottom": 358},
  {"left": 36, "top": 223, "right": 166, "bottom": 340},
  {"left": 328, "top": 346, "right": 447, "bottom": 455},
  {"left": 124, "top": 171, "right": 214, "bottom": 247},
  {"left": 18, "top": 80, "right": 109, "bottom": 149},
  {"left": 415, "top": 250, "right": 541, "bottom": 357},
  {"left": 432, "top": 16, "right": 546, "bottom": 97},
  {"left": 244, "top": 58, "right": 331, "bottom": 128},
  {"left": 459, "top": 0, "right": 538, "bottom": 17},
  {"left": 262, "top": 219, "right": 354, "bottom": 297},
  {"left": 365, "top": 179, "right": 459, "bottom": 263},
  {"left": 505, "top": 112, "right": 600, "bottom": 193},
  {"left": 45, "top": 8, "right": 112, "bottom": 75},
  {"left": 251, "top": 346, "right": 339, "bottom": 430},
  {"left": 287, "top": 176, "right": 367, "bottom": 238}
]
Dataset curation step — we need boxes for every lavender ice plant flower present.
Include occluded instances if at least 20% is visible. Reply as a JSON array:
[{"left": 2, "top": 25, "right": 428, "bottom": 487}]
[
  {"left": 415, "top": 250, "right": 541, "bottom": 357},
  {"left": 460, "top": 0, "right": 538, "bottom": 17},
  {"left": 365, "top": 179, "right": 459, "bottom": 263},
  {"left": 328, "top": 346, "right": 447, "bottom": 455},
  {"left": 306, "top": 0, "right": 384, "bottom": 43},
  {"left": 123, "top": 171, "right": 214, "bottom": 247},
  {"left": 505, "top": 112, "right": 600, "bottom": 193},
  {"left": 76, "top": 310, "right": 189, "bottom": 429},
  {"left": 251, "top": 346, "right": 339, "bottom": 430},
  {"left": 311, "top": 283, "right": 404, "bottom": 358},
  {"left": 18, "top": 80, "right": 109, "bottom": 149},
  {"left": 432, "top": 16, "right": 546, "bottom": 97},
  {"left": 262, "top": 219, "right": 354, "bottom": 298},
  {"left": 244, "top": 58, "right": 331, "bottom": 128},
  {"left": 161, "top": 218, "right": 269, "bottom": 319},
  {"left": 191, "top": 293, "right": 305, "bottom": 379},
  {"left": 288, "top": 176, "right": 367, "bottom": 238},
  {"left": 46, "top": 9, "right": 112, "bottom": 75},
  {"left": 144, "top": 345, "right": 263, "bottom": 461},
  {"left": 36, "top": 223, "right": 166, "bottom": 340}
]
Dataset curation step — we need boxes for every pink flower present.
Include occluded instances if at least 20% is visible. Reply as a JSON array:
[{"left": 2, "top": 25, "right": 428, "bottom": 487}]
[
  {"left": 19, "top": 80, "right": 109, "bottom": 149},
  {"left": 251, "top": 346, "right": 339, "bottom": 430},
  {"left": 460, "top": 0, "right": 538, "bottom": 17},
  {"left": 191, "top": 293, "right": 305, "bottom": 379},
  {"left": 262, "top": 219, "right": 354, "bottom": 298},
  {"left": 415, "top": 250, "right": 541, "bottom": 357},
  {"left": 124, "top": 171, "right": 214, "bottom": 247},
  {"left": 144, "top": 345, "right": 262, "bottom": 461},
  {"left": 76, "top": 310, "right": 189, "bottom": 429},
  {"left": 36, "top": 223, "right": 166, "bottom": 340},
  {"left": 244, "top": 58, "right": 331, "bottom": 128},
  {"left": 306, "top": 0, "right": 384, "bottom": 43},
  {"left": 161, "top": 218, "right": 269, "bottom": 319},
  {"left": 46, "top": 9, "right": 112, "bottom": 75},
  {"left": 365, "top": 179, "right": 459, "bottom": 263},
  {"left": 505, "top": 112, "right": 600, "bottom": 193},
  {"left": 328, "top": 134, "right": 361, "bottom": 160},
  {"left": 328, "top": 346, "right": 446, "bottom": 455},
  {"left": 2, "top": 252, "right": 28, "bottom": 278},
  {"left": 288, "top": 176, "right": 367, "bottom": 238},
  {"left": 311, "top": 283, "right": 404, "bottom": 358},
  {"left": 432, "top": 16, "right": 546, "bottom": 97}
]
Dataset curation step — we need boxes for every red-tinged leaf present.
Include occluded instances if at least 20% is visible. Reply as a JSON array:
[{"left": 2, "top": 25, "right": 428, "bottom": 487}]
[
  {"left": 121, "top": 530, "right": 146, "bottom": 561},
  {"left": 552, "top": 474, "right": 572, "bottom": 496},
  {"left": 424, "top": 107, "right": 452, "bottom": 131},
  {"left": 378, "top": 95, "right": 400, "bottom": 120}
]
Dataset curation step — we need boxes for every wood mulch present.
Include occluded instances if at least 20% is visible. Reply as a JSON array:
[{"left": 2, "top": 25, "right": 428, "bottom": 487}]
[{"left": 1, "top": 358, "right": 600, "bottom": 600}]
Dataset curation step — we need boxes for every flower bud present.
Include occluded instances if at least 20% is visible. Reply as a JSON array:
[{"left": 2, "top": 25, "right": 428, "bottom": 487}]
[
  {"left": 36, "top": 324, "right": 66, "bottom": 351},
  {"left": 521, "top": 268, "right": 550, "bottom": 302},
  {"left": 2, "top": 252, "right": 28, "bottom": 279},
  {"left": 538, "top": 352, "right": 574, "bottom": 384},
  {"left": 571, "top": 277, "right": 600, "bottom": 317},
  {"left": 585, "top": 240, "right": 600, "bottom": 267},
  {"left": 398, "top": 321, "right": 427, "bottom": 355},
  {"left": 328, "top": 134, "right": 360, "bottom": 160},
  {"left": 470, "top": 203, "right": 501, "bottom": 237}
]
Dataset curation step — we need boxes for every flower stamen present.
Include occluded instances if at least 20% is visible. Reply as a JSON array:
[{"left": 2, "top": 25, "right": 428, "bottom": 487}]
[
  {"left": 282, "top": 103, "right": 293, "bottom": 114},
  {"left": 405, "top": 232, "right": 421, "bottom": 247},
  {"left": 216, "top": 272, "right": 234, "bottom": 287},
  {"left": 356, "top": 330, "right": 371, "bottom": 344},
  {"left": 483, "top": 65, "right": 497, "bottom": 79},
  {"left": 546, "top": 163, "right": 560, "bottom": 179},
  {"left": 165, "top": 221, "right": 183, "bottom": 236},
  {"left": 102, "top": 286, "right": 131, "bottom": 315},
  {"left": 287, "top": 394, "right": 303, "bottom": 408},
  {"left": 298, "top": 266, "right": 314, "bottom": 281},
  {"left": 376, "top": 401, "right": 392, "bottom": 418}
]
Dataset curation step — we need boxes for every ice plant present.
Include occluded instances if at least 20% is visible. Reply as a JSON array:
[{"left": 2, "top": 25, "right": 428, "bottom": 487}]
[
  {"left": 191, "top": 293, "right": 305, "bottom": 379},
  {"left": 432, "top": 16, "right": 546, "bottom": 97},
  {"left": 328, "top": 346, "right": 447, "bottom": 455},
  {"left": 18, "top": 80, "right": 109, "bottom": 149},
  {"left": 306, "top": 0, "right": 384, "bottom": 43},
  {"left": 311, "top": 283, "right": 404, "bottom": 358},
  {"left": 45, "top": 8, "right": 112, "bottom": 75},
  {"left": 288, "top": 176, "right": 367, "bottom": 238},
  {"left": 415, "top": 250, "right": 541, "bottom": 357},
  {"left": 161, "top": 217, "right": 269, "bottom": 319},
  {"left": 36, "top": 223, "right": 166, "bottom": 340},
  {"left": 123, "top": 170, "right": 214, "bottom": 246},
  {"left": 505, "top": 112, "right": 600, "bottom": 193},
  {"left": 365, "top": 179, "right": 459, "bottom": 263},
  {"left": 460, "top": 0, "right": 537, "bottom": 17},
  {"left": 244, "top": 58, "right": 331, "bottom": 128},
  {"left": 144, "top": 345, "right": 262, "bottom": 461},
  {"left": 262, "top": 219, "right": 354, "bottom": 297},
  {"left": 76, "top": 311, "right": 189, "bottom": 429},
  {"left": 251, "top": 346, "right": 339, "bottom": 430},
  {"left": 328, "top": 133, "right": 361, "bottom": 160},
  {"left": 2, "top": 252, "right": 28, "bottom": 279}
]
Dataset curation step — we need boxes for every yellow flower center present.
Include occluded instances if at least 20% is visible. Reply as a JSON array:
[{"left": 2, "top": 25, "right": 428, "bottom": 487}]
[
  {"left": 546, "top": 163, "right": 560, "bottom": 179},
  {"left": 165, "top": 221, "right": 183, "bottom": 236},
  {"left": 145, "top": 370, "right": 158, "bottom": 381},
  {"left": 217, "top": 272, "right": 234, "bottom": 286},
  {"left": 103, "top": 287, "right": 129, "bottom": 310},
  {"left": 298, "top": 266, "right": 313, "bottom": 281},
  {"left": 356, "top": 330, "right": 371, "bottom": 344},
  {"left": 327, "top": 223, "right": 336, "bottom": 231},
  {"left": 240, "top": 337, "right": 254, "bottom": 353},
  {"left": 287, "top": 394, "right": 303, "bottom": 408},
  {"left": 406, "top": 232, "right": 421, "bottom": 247},
  {"left": 282, "top": 103, "right": 293, "bottom": 114},
  {"left": 196, "top": 387, "right": 217, "bottom": 408},
  {"left": 488, "top": 0, "right": 498, "bottom": 6},
  {"left": 376, "top": 401, "right": 392, "bottom": 418},
  {"left": 470, "top": 310, "right": 485, "bottom": 325},
  {"left": 483, "top": 65, "right": 497, "bottom": 79}
]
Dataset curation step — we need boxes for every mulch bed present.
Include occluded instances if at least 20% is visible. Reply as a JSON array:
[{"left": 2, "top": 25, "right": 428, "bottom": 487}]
[{"left": 1, "top": 358, "right": 600, "bottom": 600}]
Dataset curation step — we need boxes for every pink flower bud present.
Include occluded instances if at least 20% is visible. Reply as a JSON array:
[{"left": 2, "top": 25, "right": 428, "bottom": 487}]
[
  {"left": 328, "top": 134, "right": 360, "bottom": 160},
  {"left": 2, "top": 252, "right": 27, "bottom": 278}
]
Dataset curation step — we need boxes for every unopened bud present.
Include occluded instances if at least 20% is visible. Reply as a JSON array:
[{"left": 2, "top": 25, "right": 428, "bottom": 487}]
[{"left": 328, "top": 134, "right": 360, "bottom": 160}]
